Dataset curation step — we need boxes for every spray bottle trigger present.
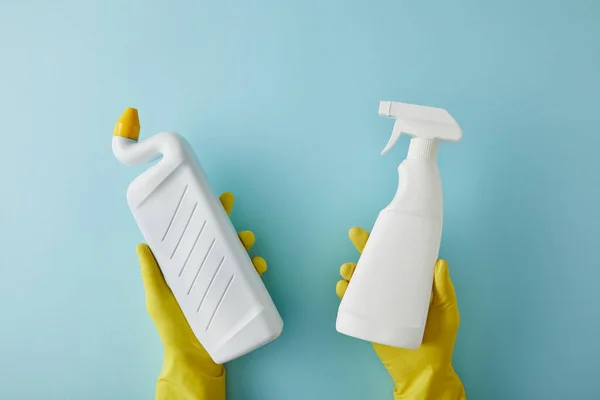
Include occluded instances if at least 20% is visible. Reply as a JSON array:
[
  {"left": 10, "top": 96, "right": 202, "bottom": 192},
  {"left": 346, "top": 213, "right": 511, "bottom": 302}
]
[{"left": 381, "top": 120, "right": 410, "bottom": 155}]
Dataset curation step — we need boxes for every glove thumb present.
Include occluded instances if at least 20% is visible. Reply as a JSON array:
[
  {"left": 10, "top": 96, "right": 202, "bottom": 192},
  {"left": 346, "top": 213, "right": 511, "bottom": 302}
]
[
  {"left": 136, "top": 244, "right": 174, "bottom": 312},
  {"left": 431, "top": 259, "right": 458, "bottom": 309}
]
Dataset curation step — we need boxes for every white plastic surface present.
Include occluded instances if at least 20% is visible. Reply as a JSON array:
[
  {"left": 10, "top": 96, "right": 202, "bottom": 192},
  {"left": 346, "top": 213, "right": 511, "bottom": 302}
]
[
  {"left": 113, "top": 133, "right": 283, "bottom": 364},
  {"left": 336, "top": 101, "right": 461, "bottom": 349},
  {"left": 378, "top": 101, "right": 462, "bottom": 154}
]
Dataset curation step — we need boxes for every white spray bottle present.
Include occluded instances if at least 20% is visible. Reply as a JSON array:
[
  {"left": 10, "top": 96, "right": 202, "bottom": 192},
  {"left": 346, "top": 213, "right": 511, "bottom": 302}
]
[
  {"left": 112, "top": 108, "right": 283, "bottom": 363},
  {"left": 336, "top": 101, "right": 462, "bottom": 349}
]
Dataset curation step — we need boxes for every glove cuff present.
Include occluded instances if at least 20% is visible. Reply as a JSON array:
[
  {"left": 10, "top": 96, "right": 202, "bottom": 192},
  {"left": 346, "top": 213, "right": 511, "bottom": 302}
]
[
  {"left": 392, "top": 365, "right": 466, "bottom": 400},
  {"left": 156, "top": 353, "right": 226, "bottom": 400}
]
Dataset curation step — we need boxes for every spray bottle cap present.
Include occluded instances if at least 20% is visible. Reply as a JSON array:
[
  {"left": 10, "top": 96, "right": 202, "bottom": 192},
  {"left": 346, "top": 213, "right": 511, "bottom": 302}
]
[{"left": 378, "top": 101, "right": 462, "bottom": 155}]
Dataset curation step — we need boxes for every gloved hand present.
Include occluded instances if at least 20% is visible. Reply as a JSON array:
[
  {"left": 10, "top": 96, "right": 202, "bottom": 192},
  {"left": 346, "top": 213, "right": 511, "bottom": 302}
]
[
  {"left": 136, "top": 192, "right": 267, "bottom": 400},
  {"left": 336, "top": 227, "right": 466, "bottom": 400}
]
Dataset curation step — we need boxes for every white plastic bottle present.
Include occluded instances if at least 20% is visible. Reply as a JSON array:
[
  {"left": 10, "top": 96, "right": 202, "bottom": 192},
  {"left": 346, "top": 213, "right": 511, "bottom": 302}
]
[
  {"left": 336, "top": 101, "right": 462, "bottom": 349},
  {"left": 112, "top": 107, "right": 283, "bottom": 363}
]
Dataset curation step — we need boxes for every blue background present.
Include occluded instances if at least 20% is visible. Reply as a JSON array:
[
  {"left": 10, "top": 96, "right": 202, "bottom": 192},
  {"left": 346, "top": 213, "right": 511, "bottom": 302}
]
[{"left": 1, "top": 1, "right": 599, "bottom": 399}]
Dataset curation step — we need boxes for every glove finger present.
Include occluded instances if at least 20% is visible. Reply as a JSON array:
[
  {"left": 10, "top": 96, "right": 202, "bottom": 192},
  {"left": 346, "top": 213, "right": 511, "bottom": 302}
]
[
  {"left": 340, "top": 262, "right": 357, "bottom": 281},
  {"left": 349, "top": 227, "right": 369, "bottom": 254},
  {"left": 252, "top": 256, "right": 268, "bottom": 275},
  {"left": 238, "top": 230, "right": 255, "bottom": 251},
  {"left": 336, "top": 280, "right": 349, "bottom": 299},
  {"left": 219, "top": 192, "right": 234, "bottom": 216},
  {"left": 136, "top": 244, "right": 172, "bottom": 302},
  {"left": 431, "top": 259, "right": 458, "bottom": 308}
]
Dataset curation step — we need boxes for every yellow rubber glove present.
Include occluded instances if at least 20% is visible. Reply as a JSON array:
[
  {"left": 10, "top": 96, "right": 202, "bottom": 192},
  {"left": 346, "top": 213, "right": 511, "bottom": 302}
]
[
  {"left": 136, "top": 192, "right": 267, "bottom": 400},
  {"left": 336, "top": 227, "right": 466, "bottom": 400}
]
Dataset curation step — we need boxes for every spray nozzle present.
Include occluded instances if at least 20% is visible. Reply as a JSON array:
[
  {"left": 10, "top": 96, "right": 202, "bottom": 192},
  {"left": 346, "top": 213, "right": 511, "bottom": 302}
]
[{"left": 378, "top": 101, "right": 462, "bottom": 155}]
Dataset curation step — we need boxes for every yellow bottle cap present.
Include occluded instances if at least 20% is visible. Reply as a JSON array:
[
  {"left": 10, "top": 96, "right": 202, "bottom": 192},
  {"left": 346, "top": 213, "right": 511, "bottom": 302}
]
[{"left": 113, "top": 107, "right": 140, "bottom": 141}]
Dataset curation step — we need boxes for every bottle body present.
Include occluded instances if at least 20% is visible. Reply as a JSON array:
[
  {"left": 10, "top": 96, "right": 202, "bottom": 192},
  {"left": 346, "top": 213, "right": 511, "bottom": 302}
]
[
  {"left": 336, "top": 158, "right": 442, "bottom": 349},
  {"left": 114, "top": 133, "right": 283, "bottom": 363}
]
